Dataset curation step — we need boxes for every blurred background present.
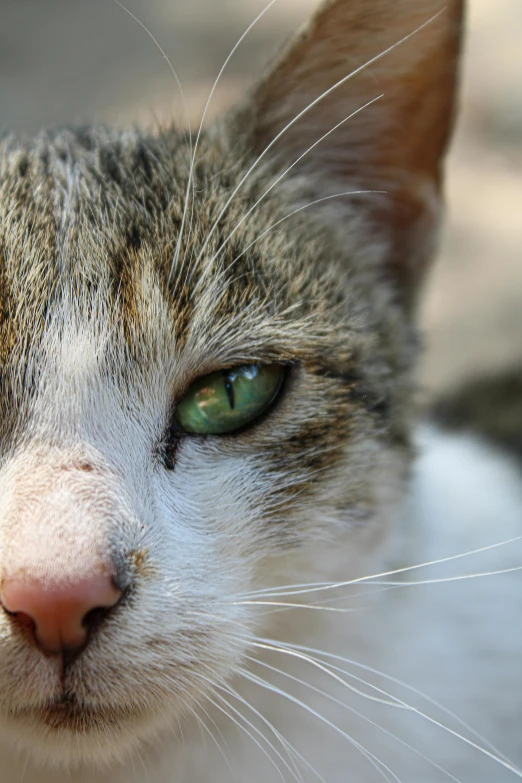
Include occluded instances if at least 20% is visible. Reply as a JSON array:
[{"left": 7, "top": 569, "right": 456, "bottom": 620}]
[{"left": 0, "top": 0, "right": 521, "bottom": 405}]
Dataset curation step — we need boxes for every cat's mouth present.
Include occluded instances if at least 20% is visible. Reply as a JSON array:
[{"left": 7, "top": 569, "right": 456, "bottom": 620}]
[
  {"left": 12, "top": 696, "right": 141, "bottom": 733},
  {"left": 33, "top": 700, "right": 99, "bottom": 731},
  {"left": 5, "top": 692, "right": 157, "bottom": 765}
]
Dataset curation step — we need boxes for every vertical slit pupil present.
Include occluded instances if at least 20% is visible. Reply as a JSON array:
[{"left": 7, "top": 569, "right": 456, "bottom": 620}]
[{"left": 224, "top": 373, "right": 235, "bottom": 410}]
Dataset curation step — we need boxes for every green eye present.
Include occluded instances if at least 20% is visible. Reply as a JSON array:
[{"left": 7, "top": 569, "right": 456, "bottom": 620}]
[{"left": 174, "top": 364, "right": 285, "bottom": 435}]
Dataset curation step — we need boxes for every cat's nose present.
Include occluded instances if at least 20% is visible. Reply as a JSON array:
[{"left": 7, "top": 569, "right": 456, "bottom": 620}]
[{"left": 0, "top": 573, "right": 123, "bottom": 655}]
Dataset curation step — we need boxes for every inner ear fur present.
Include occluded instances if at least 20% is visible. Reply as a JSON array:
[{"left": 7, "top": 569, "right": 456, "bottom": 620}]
[{"left": 247, "top": 0, "right": 464, "bottom": 303}]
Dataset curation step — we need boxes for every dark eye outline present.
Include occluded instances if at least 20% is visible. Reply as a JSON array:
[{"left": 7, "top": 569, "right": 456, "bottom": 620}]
[{"left": 161, "top": 363, "right": 289, "bottom": 469}]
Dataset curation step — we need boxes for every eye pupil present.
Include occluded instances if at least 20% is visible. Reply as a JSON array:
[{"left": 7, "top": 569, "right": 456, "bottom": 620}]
[
  {"left": 174, "top": 364, "right": 285, "bottom": 436},
  {"left": 224, "top": 374, "right": 235, "bottom": 410}
]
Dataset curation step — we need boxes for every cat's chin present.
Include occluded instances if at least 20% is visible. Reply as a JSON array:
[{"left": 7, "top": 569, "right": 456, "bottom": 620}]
[{"left": 1, "top": 700, "right": 165, "bottom": 768}]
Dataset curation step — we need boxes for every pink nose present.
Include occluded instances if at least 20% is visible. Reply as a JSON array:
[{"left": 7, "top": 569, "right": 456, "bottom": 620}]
[{"left": 0, "top": 575, "right": 123, "bottom": 655}]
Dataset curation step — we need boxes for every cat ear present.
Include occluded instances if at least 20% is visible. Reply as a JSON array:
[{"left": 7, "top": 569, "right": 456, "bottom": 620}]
[{"left": 248, "top": 0, "right": 464, "bottom": 303}]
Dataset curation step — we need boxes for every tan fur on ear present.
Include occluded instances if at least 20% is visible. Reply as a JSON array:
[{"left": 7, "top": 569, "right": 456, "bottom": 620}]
[{"left": 249, "top": 0, "right": 464, "bottom": 302}]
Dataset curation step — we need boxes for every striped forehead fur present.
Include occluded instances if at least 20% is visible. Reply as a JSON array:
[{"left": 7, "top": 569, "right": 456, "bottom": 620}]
[{"left": 0, "top": 123, "right": 416, "bottom": 459}]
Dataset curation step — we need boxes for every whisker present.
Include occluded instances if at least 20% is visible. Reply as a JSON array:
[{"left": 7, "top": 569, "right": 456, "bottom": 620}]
[
  {"left": 196, "top": 613, "right": 514, "bottom": 775},
  {"left": 248, "top": 640, "right": 401, "bottom": 709},
  {"left": 361, "top": 566, "right": 522, "bottom": 587},
  {"left": 112, "top": 0, "right": 195, "bottom": 286},
  {"left": 243, "top": 669, "right": 401, "bottom": 783},
  {"left": 195, "top": 699, "right": 239, "bottom": 783},
  {"left": 259, "top": 638, "right": 522, "bottom": 777},
  {"left": 175, "top": 709, "right": 186, "bottom": 751},
  {"left": 176, "top": 692, "right": 222, "bottom": 762},
  {"left": 238, "top": 582, "right": 408, "bottom": 611},
  {"left": 239, "top": 536, "right": 522, "bottom": 599},
  {"left": 233, "top": 599, "right": 358, "bottom": 613},
  {"left": 112, "top": 0, "right": 193, "bottom": 156},
  {"left": 246, "top": 652, "right": 463, "bottom": 783},
  {"left": 221, "top": 680, "right": 326, "bottom": 783},
  {"left": 171, "top": 0, "right": 282, "bottom": 286},
  {"left": 206, "top": 689, "right": 291, "bottom": 783},
  {"left": 19, "top": 753, "right": 29, "bottom": 783},
  {"left": 193, "top": 11, "right": 445, "bottom": 270},
  {"left": 207, "top": 189, "right": 386, "bottom": 280},
  {"left": 134, "top": 743, "right": 153, "bottom": 783},
  {"left": 193, "top": 97, "right": 384, "bottom": 291},
  {"left": 219, "top": 688, "right": 305, "bottom": 783},
  {"left": 235, "top": 565, "right": 522, "bottom": 614},
  {"left": 128, "top": 749, "right": 139, "bottom": 783},
  {"left": 195, "top": 670, "right": 304, "bottom": 783},
  {"left": 191, "top": 702, "right": 210, "bottom": 755}
]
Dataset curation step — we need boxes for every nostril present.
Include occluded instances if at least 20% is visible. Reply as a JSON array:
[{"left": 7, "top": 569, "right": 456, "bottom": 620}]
[
  {"left": 82, "top": 602, "right": 119, "bottom": 639},
  {"left": 0, "top": 575, "right": 123, "bottom": 655},
  {"left": 3, "top": 608, "right": 36, "bottom": 637}
]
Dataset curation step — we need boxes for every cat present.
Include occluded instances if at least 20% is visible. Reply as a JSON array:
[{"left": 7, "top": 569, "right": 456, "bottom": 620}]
[{"left": 0, "top": 0, "right": 521, "bottom": 781}]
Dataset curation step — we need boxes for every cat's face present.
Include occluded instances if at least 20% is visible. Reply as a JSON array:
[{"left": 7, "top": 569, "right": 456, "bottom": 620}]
[{"left": 0, "top": 0, "right": 462, "bottom": 767}]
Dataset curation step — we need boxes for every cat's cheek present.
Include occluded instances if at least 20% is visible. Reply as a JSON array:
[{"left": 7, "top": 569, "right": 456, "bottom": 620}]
[
  {"left": 252, "top": 437, "right": 410, "bottom": 591},
  {"left": 0, "top": 441, "right": 261, "bottom": 764}
]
